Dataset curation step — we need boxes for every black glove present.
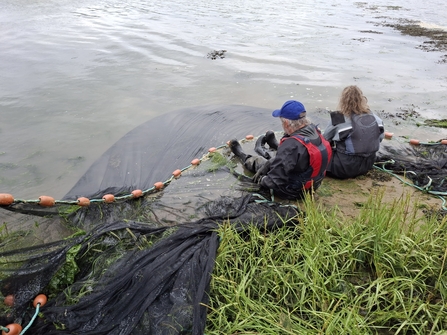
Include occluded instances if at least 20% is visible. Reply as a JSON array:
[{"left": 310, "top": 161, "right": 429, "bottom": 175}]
[{"left": 252, "top": 160, "right": 271, "bottom": 184}]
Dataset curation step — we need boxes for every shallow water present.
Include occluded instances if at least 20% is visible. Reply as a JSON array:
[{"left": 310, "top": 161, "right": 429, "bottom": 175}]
[{"left": 0, "top": 0, "right": 446, "bottom": 199}]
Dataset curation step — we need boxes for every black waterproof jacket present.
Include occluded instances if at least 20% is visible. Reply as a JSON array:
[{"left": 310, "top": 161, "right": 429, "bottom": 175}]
[{"left": 260, "top": 124, "right": 330, "bottom": 199}]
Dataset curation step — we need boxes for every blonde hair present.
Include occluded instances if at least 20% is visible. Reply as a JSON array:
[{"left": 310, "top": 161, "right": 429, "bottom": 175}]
[{"left": 338, "top": 85, "right": 370, "bottom": 116}]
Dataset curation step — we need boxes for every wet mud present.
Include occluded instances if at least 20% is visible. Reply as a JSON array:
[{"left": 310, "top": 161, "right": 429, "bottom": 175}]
[
  {"left": 355, "top": 3, "right": 447, "bottom": 63},
  {"left": 382, "top": 19, "right": 447, "bottom": 63}
]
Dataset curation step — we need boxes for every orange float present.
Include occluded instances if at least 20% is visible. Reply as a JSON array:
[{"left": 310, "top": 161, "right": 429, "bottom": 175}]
[
  {"left": 33, "top": 294, "right": 47, "bottom": 308},
  {"left": 77, "top": 197, "right": 90, "bottom": 206},
  {"left": 191, "top": 158, "right": 200, "bottom": 166},
  {"left": 154, "top": 182, "right": 164, "bottom": 190},
  {"left": 409, "top": 139, "right": 420, "bottom": 145},
  {"left": 172, "top": 169, "right": 182, "bottom": 178},
  {"left": 39, "top": 196, "right": 55, "bottom": 207},
  {"left": 384, "top": 132, "right": 393, "bottom": 140},
  {"left": 131, "top": 189, "right": 143, "bottom": 198},
  {"left": 0, "top": 194, "right": 14, "bottom": 206},
  {"left": 4, "top": 294, "right": 14, "bottom": 307},
  {"left": 441, "top": 139, "right": 447, "bottom": 145},
  {"left": 102, "top": 194, "right": 115, "bottom": 203},
  {"left": 2, "top": 323, "right": 22, "bottom": 335},
  {"left": 208, "top": 147, "right": 217, "bottom": 153},
  {"left": 245, "top": 134, "right": 254, "bottom": 140}
]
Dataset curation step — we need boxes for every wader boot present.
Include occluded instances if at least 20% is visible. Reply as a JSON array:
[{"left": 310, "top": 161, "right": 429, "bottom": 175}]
[
  {"left": 254, "top": 135, "right": 271, "bottom": 159},
  {"left": 265, "top": 130, "right": 278, "bottom": 150},
  {"left": 229, "top": 139, "right": 248, "bottom": 162}
]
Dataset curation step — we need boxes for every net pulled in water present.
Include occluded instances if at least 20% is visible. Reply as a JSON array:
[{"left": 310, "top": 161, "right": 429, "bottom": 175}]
[
  {"left": 0, "top": 105, "right": 301, "bottom": 335},
  {"left": 1, "top": 105, "right": 445, "bottom": 334}
]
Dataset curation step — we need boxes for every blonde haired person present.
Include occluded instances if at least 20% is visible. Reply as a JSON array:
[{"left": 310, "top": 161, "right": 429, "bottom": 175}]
[{"left": 323, "top": 85, "right": 384, "bottom": 179}]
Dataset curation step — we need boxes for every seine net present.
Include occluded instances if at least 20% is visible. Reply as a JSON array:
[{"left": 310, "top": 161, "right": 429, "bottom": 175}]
[
  {"left": 0, "top": 105, "right": 300, "bottom": 335},
  {"left": 1, "top": 105, "right": 444, "bottom": 334}
]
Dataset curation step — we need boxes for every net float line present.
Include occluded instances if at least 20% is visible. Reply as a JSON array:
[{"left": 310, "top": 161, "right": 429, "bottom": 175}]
[{"left": 0, "top": 134, "right": 257, "bottom": 208}]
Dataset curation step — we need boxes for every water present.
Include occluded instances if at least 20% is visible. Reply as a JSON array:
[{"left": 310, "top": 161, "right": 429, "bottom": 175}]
[{"left": 1, "top": 0, "right": 446, "bottom": 199}]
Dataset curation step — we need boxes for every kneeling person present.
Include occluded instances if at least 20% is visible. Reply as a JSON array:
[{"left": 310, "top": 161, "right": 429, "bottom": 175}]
[{"left": 230, "top": 100, "right": 332, "bottom": 200}]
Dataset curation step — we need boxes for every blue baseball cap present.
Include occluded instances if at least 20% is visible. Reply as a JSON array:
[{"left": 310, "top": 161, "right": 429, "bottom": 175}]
[{"left": 272, "top": 100, "right": 306, "bottom": 120}]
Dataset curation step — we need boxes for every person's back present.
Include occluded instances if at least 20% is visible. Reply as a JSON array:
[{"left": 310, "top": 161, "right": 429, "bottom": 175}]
[
  {"left": 262, "top": 122, "right": 330, "bottom": 199},
  {"left": 323, "top": 85, "right": 384, "bottom": 179}
]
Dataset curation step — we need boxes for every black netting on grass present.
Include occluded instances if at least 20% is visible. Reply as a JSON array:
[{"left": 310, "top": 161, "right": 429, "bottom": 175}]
[
  {"left": 376, "top": 140, "right": 447, "bottom": 193},
  {"left": 0, "top": 194, "right": 299, "bottom": 335}
]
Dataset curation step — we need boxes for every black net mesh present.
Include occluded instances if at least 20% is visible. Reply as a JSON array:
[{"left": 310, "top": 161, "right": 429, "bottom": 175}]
[
  {"left": 0, "top": 195, "right": 298, "bottom": 335},
  {"left": 376, "top": 140, "right": 447, "bottom": 194},
  {"left": 0, "top": 105, "right": 301, "bottom": 335},
  {"left": 2, "top": 105, "right": 444, "bottom": 334}
]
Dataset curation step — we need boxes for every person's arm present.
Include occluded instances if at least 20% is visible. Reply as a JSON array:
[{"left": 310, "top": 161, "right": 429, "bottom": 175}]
[
  {"left": 260, "top": 140, "right": 307, "bottom": 190},
  {"left": 323, "top": 123, "right": 337, "bottom": 141},
  {"left": 374, "top": 114, "right": 385, "bottom": 142}
]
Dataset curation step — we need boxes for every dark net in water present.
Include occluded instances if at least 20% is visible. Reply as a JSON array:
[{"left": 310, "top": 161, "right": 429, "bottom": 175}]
[
  {"left": 0, "top": 105, "right": 301, "bottom": 335},
  {"left": 1, "top": 105, "right": 444, "bottom": 334}
]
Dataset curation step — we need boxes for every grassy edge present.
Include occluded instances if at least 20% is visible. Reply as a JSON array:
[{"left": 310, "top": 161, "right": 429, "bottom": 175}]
[{"left": 206, "top": 190, "right": 447, "bottom": 334}]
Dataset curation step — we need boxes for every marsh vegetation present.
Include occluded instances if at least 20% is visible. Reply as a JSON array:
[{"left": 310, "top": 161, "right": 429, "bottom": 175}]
[{"left": 206, "top": 191, "right": 447, "bottom": 334}]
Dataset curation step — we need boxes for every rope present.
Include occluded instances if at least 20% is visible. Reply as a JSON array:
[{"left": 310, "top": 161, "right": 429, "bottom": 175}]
[
  {"left": 373, "top": 163, "right": 447, "bottom": 211},
  {"left": 1, "top": 133, "right": 446, "bottom": 209},
  {"left": 19, "top": 304, "right": 40, "bottom": 335}
]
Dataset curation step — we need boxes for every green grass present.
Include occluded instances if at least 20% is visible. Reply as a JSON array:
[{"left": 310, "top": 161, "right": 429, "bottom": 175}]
[{"left": 205, "top": 191, "right": 447, "bottom": 334}]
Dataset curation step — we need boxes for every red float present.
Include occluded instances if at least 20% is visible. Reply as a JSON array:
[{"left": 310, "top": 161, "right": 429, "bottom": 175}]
[
  {"left": 0, "top": 194, "right": 14, "bottom": 206},
  {"left": 172, "top": 169, "right": 182, "bottom": 178},
  {"left": 102, "top": 194, "right": 115, "bottom": 203},
  {"left": 131, "top": 189, "right": 143, "bottom": 198},
  {"left": 2, "top": 323, "right": 22, "bottom": 335},
  {"left": 4, "top": 294, "right": 14, "bottom": 307},
  {"left": 384, "top": 132, "right": 393, "bottom": 140},
  {"left": 77, "top": 197, "right": 90, "bottom": 206},
  {"left": 154, "top": 182, "right": 164, "bottom": 190},
  {"left": 33, "top": 294, "right": 48, "bottom": 308},
  {"left": 39, "top": 196, "right": 55, "bottom": 207}
]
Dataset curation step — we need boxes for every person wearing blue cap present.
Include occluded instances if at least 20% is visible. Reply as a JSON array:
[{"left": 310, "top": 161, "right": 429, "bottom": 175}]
[
  {"left": 229, "top": 100, "right": 332, "bottom": 200},
  {"left": 323, "top": 85, "right": 384, "bottom": 179}
]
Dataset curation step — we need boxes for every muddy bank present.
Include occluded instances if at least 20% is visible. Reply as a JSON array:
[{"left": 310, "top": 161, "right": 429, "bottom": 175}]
[{"left": 382, "top": 19, "right": 447, "bottom": 63}]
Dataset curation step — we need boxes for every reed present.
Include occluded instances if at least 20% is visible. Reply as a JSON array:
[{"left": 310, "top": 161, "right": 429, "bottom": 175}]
[{"left": 205, "top": 190, "right": 447, "bottom": 334}]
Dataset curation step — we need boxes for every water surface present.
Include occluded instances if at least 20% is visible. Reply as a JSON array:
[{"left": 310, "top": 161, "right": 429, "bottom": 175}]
[{"left": 0, "top": 0, "right": 446, "bottom": 198}]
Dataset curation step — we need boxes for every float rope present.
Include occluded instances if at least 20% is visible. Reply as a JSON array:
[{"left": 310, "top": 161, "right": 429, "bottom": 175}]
[
  {"left": 19, "top": 304, "right": 40, "bottom": 335},
  {"left": 373, "top": 160, "right": 447, "bottom": 211},
  {"left": 0, "top": 133, "right": 446, "bottom": 208},
  {"left": 0, "top": 138, "right": 247, "bottom": 208}
]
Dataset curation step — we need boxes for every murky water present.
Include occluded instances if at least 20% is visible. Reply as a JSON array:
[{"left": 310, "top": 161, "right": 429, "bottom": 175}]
[{"left": 1, "top": 0, "right": 446, "bottom": 199}]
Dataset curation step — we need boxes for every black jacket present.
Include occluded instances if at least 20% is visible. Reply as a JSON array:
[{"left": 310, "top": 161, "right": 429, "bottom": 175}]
[{"left": 260, "top": 124, "right": 325, "bottom": 199}]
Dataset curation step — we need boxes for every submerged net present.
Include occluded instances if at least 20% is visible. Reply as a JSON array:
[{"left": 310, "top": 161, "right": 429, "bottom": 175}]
[
  {"left": 1, "top": 105, "right": 445, "bottom": 334},
  {"left": 0, "top": 105, "right": 300, "bottom": 335}
]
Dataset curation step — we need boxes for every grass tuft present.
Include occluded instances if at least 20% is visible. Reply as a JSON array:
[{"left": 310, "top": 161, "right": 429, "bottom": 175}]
[{"left": 206, "top": 191, "right": 447, "bottom": 334}]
